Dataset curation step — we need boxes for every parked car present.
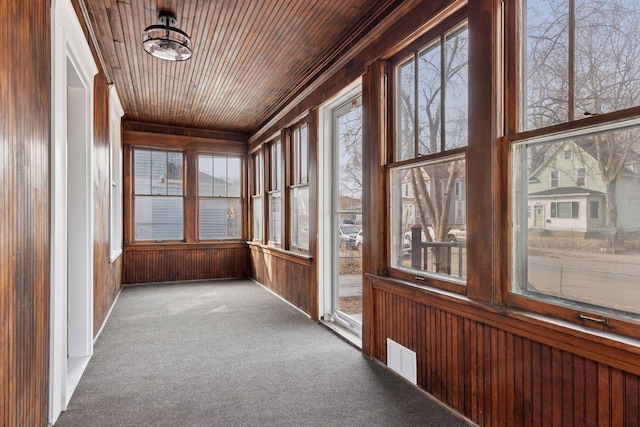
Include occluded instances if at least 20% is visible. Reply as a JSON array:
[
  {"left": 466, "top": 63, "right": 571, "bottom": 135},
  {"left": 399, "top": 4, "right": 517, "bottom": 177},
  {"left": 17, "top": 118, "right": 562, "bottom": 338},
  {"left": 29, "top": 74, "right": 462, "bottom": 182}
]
[
  {"left": 355, "top": 229, "right": 363, "bottom": 250},
  {"left": 447, "top": 225, "right": 466, "bottom": 242},
  {"left": 339, "top": 224, "right": 360, "bottom": 249},
  {"left": 403, "top": 226, "right": 435, "bottom": 243},
  {"left": 402, "top": 226, "right": 435, "bottom": 256}
]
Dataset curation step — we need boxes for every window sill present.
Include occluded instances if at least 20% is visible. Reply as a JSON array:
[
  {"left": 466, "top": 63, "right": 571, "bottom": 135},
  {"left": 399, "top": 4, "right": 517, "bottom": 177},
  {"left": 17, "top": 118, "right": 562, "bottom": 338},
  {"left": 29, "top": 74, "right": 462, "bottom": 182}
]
[
  {"left": 124, "top": 241, "right": 248, "bottom": 251},
  {"left": 109, "top": 249, "right": 122, "bottom": 263},
  {"left": 247, "top": 241, "right": 312, "bottom": 263}
]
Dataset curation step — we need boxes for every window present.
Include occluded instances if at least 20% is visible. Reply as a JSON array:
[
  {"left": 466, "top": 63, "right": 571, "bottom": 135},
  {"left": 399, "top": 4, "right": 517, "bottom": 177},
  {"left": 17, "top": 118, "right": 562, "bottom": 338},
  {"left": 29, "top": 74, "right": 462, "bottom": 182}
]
[
  {"left": 455, "top": 201, "right": 464, "bottom": 222},
  {"left": 267, "top": 139, "right": 283, "bottom": 244},
  {"left": 513, "top": 0, "right": 640, "bottom": 331},
  {"left": 390, "top": 18, "right": 468, "bottom": 286},
  {"left": 512, "top": 122, "right": 640, "bottom": 324},
  {"left": 576, "top": 167, "right": 586, "bottom": 186},
  {"left": 251, "top": 150, "right": 264, "bottom": 241},
  {"left": 523, "top": 0, "right": 640, "bottom": 130},
  {"left": 290, "top": 122, "right": 310, "bottom": 249},
  {"left": 589, "top": 200, "right": 599, "bottom": 219},
  {"left": 108, "top": 86, "right": 124, "bottom": 261},
  {"left": 198, "top": 155, "right": 242, "bottom": 240},
  {"left": 550, "top": 201, "right": 579, "bottom": 219},
  {"left": 133, "top": 149, "right": 184, "bottom": 241},
  {"left": 550, "top": 170, "right": 559, "bottom": 187}
]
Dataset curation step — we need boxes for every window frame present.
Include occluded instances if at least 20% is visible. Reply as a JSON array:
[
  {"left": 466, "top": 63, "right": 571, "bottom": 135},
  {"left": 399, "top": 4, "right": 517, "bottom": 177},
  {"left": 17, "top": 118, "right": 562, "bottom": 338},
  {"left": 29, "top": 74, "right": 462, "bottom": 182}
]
[
  {"left": 386, "top": 11, "right": 469, "bottom": 294},
  {"left": 131, "top": 147, "right": 186, "bottom": 243},
  {"left": 250, "top": 148, "right": 264, "bottom": 243},
  {"left": 266, "top": 138, "right": 283, "bottom": 246},
  {"left": 108, "top": 85, "right": 124, "bottom": 262},
  {"left": 197, "top": 153, "right": 244, "bottom": 241},
  {"left": 506, "top": 0, "right": 640, "bottom": 337},
  {"left": 287, "top": 119, "right": 311, "bottom": 252}
]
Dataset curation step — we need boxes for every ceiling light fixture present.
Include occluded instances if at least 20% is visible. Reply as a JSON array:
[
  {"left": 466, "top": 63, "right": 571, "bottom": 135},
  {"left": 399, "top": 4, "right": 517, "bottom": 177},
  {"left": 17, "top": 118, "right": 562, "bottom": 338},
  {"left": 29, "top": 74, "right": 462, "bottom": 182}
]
[{"left": 142, "top": 11, "right": 192, "bottom": 61}]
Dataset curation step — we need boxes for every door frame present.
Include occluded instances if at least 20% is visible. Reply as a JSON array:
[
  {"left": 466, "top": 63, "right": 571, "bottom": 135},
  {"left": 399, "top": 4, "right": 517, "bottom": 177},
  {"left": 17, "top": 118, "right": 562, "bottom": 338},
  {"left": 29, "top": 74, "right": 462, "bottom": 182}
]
[
  {"left": 318, "top": 78, "right": 362, "bottom": 323},
  {"left": 50, "top": 0, "right": 98, "bottom": 422}
]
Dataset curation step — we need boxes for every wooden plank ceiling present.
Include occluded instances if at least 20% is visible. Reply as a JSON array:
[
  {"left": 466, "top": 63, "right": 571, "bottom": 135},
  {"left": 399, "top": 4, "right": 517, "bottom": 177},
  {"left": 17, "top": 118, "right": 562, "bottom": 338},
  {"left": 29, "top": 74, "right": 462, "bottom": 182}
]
[{"left": 81, "top": 0, "right": 401, "bottom": 135}]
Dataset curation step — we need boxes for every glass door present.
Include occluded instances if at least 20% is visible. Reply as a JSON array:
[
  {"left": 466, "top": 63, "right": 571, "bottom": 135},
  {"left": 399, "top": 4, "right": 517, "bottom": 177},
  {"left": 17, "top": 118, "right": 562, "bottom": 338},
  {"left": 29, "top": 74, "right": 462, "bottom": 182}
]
[{"left": 331, "top": 95, "right": 363, "bottom": 332}]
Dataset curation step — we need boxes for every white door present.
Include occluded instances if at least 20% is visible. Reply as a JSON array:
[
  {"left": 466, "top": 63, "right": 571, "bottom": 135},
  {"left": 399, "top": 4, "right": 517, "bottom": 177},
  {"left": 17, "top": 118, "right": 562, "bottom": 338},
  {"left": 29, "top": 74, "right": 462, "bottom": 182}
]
[{"left": 330, "top": 95, "right": 363, "bottom": 333}]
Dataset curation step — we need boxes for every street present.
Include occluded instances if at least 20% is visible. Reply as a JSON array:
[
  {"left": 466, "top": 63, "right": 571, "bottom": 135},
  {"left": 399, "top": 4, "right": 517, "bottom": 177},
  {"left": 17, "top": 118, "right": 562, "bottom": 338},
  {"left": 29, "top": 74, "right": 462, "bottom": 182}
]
[{"left": 527, "top": 248, "right": 640, "bottom": 315}]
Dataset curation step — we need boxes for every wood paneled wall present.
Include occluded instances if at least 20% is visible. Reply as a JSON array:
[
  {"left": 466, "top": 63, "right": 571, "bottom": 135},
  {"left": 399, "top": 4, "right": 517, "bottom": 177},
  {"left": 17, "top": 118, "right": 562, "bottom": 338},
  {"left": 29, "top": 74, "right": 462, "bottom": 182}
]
[
  {"left": 123, "top": 244, "right": 248, "bottom": 284},
  {"left": 92, "top": 71, "right": 124, "bottom": 335},
  {"left": 122, "top": 126, "right": 249, "bottom": 285},
  {"left": 0, "top": 1, "right": 51, "bottom": 426},
  {"left": 249, "top": 246, "right": 314, "bottom": 317},
  {"left": 371, "top": 277, "right": 640, "bottom": 427}
]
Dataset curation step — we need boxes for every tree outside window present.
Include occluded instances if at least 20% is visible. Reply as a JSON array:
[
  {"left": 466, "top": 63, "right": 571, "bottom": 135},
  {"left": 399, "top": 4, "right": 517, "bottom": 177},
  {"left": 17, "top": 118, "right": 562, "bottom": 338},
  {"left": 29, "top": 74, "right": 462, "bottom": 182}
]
[
  {"left": 390, "top": 19, "right": 468, "bottom": 284},
  {"left": 290, "top": 122, "right": 309, "bottom": 249},
  {"left": 512, "top": 0, "right": 640, "bottom": 321}
]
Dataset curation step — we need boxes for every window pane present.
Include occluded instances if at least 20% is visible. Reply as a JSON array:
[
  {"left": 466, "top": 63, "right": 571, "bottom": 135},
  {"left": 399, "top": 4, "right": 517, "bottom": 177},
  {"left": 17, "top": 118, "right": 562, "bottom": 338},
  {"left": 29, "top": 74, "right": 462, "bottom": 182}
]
[
  {"left": 291, "top": 187, "right": 309, "bottom": 248},
  {"left": 200, "top": 198, "right": 241, "bottom": 239},
  {"left": 135, "top": 196, "right": 183, "bottom": 240},
  {"left": 253, "top": 196, "right": 263, "bottom": 240},
  {"left": 271, "top": 141, "right": 282, "bottom": 191},
  {"left": 151, "top": 151, "right": 168, "bottom": 195},
  {"left": 417, "top": 43, "right": 441, "bottom": 155},
  {"left": 390, "top": 157, "right": 466, "bottom": 282},
  {"left": 199, "top": 155, "right": 213, "bottom": 197},
  {"left": 268, "top": 192, "right": 282, "bottom": 243},
  {"left": 575, "top": 0, "right": 640, "bottom": 117},
  {"left": 396, "top": 57, "right": 416, "bottom": 161},
  {"left": 134, "top": 149, "right": 151, "bottom": 195},
  {"left": 167, "top": 152, "right": 183, "bottom": 195},
  {"left": 444, "top": 25, "right": 469, "bottom": 150},
  {"left": 227, "top": 157, "right": 241, "bottom": 197},
  {"left": 523, "top": 0, "right": 570, "bottom": 129},
  {"left": 513, "top": 124, "right": 640, "bottom": 317},
  {"left": 300, "top": 125, "right": 308, "bottom": 184},
  {"left": 213, "top": 157, "right": 227, "bottom": 197}
]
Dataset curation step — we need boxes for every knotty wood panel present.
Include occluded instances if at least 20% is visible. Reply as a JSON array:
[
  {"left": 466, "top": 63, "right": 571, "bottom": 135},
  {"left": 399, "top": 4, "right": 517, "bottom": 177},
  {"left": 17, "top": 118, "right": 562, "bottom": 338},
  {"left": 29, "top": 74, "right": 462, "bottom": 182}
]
[
  {"left": 372, "top": 278, "right": 640, "bottom": 427},
  {"left": 92, "top": 71, "right": 124, "bottom": 336},
  {"left": 249, "top": 245, "right": 314, "bottom": 318},
  {"left": 123, "top": 244, "right": 248, "bottom": 284},
  {"left": 0, "top": 1, "right": 51, "bottom": 425}
]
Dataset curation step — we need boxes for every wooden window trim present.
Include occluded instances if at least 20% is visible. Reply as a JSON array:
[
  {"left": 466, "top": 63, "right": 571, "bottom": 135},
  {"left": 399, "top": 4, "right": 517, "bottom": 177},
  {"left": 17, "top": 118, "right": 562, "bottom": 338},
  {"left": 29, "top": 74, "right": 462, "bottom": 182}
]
[
  {"left": 128, "top": 146, "right": 186, "bottom": 244},
  {"left": 287, "top": 118, "right": 311, "bottom": 254},
  {"left": 249, "top": 147, "right": 265, "bottom": 243},
  {"left": 386, "top": 11, "right": 469, "bottom": 294},
  {"left": 196, "top": 153, "right": 244, "bottom": 242},
  {"left": 505, "top": 0, "right": 640, "bottom": 339},
  {"left": 266, "top": 138, "right": 283, "bottom": 247},
  {"left": 124, "top": 144, "right": 246, "bottom": 247}
]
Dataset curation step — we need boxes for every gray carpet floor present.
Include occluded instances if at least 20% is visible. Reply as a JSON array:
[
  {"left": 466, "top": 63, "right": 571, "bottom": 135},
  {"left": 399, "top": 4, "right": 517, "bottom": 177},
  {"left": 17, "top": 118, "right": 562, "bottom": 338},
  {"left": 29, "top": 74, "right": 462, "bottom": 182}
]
[{"left": 55, "top": 279, "right": 471, "bottom": 427}]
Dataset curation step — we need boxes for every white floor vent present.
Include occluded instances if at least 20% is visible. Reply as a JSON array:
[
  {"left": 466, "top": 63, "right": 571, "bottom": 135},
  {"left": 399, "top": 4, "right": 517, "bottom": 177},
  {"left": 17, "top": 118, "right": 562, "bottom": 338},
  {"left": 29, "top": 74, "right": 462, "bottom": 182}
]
[{"left": 386, "top": 338, "right": 417, "bottom": 385}]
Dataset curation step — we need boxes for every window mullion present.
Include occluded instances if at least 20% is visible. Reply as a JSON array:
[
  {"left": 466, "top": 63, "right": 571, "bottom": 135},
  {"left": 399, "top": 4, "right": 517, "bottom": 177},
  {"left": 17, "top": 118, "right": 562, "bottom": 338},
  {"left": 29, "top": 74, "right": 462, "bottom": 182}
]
[
  {"left": 568, "top": 0, "right": 575, "bottom": 120},
  {"left": 414, "top": 53, "right": 419, "bottom": 157},
  {"left": 440, "top": 33, "right": 446, "bottom": 153}
]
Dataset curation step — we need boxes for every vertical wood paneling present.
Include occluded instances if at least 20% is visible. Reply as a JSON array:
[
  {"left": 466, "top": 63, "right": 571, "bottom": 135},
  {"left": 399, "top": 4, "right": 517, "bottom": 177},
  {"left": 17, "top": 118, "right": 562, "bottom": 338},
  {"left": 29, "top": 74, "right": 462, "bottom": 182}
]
[
  {"left": 626, "top": 373, "right": 639, "bottom": 426},
  {"left": 123, "top": 245, "right": 249, "bottom": 284},
  {"left": 371, "top": 283, "right": 640, "bottom": 427},
  {"left": 91, "top": 70, "right": 124, "bottom": 336},
  {"left": 0, "top": 1, "right": 51, "bottom": 425},
  {"left": 248, "top": 246, "right": 314, "bottom": 317}
]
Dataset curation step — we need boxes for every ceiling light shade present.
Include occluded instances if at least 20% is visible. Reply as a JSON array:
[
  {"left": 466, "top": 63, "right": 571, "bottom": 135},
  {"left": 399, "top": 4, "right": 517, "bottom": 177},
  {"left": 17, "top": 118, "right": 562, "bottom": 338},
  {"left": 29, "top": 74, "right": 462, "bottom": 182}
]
[{"left": 142, "top": 11, "right": 192, "bottom": 61}]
